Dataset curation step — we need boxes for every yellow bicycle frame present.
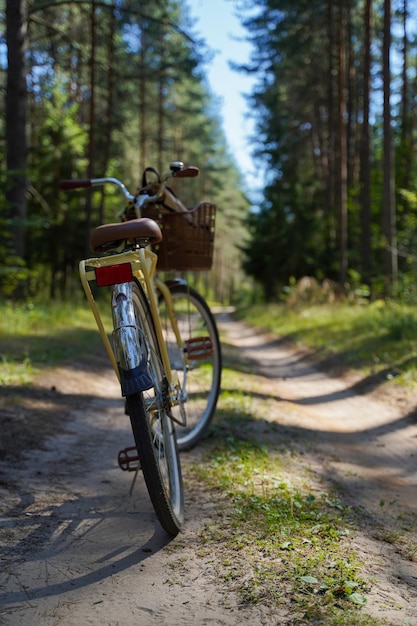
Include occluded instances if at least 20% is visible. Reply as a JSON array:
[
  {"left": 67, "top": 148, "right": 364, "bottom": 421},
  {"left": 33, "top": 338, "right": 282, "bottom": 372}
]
[{"left": 79, "top": 247, "right": 177, "bottom": 387}]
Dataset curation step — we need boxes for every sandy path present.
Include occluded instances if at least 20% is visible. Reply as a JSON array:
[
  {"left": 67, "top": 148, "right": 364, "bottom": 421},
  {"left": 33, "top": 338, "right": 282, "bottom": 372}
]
[
  {"left": 0, "top": 363, "right": 251, "bottom": 625},
  {"left": 219, "top": 315, "right": 417, "bottom": 517},
  {"left": 1, "top": 314, "right": 417, "bottom": 625}
]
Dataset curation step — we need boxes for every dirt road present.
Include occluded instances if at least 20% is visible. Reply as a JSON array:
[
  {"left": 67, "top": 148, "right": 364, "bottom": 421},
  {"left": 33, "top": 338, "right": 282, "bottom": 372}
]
[{"left": 1, "top": 315, "right": 417, "bottom": 625}]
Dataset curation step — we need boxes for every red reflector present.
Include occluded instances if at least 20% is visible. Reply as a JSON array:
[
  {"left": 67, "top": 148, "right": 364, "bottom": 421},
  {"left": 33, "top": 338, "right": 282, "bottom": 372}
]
[{"left": 95, "top": 263, "right": 133, "bottom": 287}]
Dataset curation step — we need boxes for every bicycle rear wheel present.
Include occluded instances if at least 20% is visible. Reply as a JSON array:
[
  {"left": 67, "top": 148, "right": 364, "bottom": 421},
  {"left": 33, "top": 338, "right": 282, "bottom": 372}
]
[
  {"left": 158, "top": 282, "right": 222, "bottom": 451},
  {"left": 126, "top": 281, "right": 184, "bottom": 536}
]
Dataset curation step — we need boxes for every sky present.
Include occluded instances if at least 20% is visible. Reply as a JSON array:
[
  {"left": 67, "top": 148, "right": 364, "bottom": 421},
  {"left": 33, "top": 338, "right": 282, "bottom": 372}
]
[{"left": 186, "top": 0, "right": 259, "bottom": 192}]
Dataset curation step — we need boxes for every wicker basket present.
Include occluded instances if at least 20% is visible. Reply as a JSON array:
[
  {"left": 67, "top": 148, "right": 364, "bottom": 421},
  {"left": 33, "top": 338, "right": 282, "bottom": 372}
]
[{"left": 143, "top": 202, "right": 216, "bottom": 271}]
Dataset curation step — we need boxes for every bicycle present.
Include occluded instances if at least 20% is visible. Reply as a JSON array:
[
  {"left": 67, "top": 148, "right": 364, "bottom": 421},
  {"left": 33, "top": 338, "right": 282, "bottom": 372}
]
[{"left": 60, "top": 162, "right": 222, "bottom": 536}]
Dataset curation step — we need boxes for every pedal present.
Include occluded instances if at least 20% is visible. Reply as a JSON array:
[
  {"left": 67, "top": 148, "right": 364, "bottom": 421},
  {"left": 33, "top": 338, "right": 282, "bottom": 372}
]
[
  {"left": 118, "top": 446, "right": 141, "bottom": 472},
  {"left": 184, "top": 336, "right": 213, "bottom": 360}
]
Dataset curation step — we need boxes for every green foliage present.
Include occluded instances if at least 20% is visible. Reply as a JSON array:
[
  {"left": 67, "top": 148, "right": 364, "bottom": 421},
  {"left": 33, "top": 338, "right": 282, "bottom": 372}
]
[
  {"left": 243, "top": 181, "right": 331, "bottom": 300},
  {"left": 25, "top": 81, "right": 89, "bottom": 298},
  {"left": 0, "top": 170, "right": 32, "bottom": 295},
  {"left": 0, "top": 258, "right": 31, "bottom": 297},
  {"left": 0, "top": 220, "right": 31, "bottom": 296}
]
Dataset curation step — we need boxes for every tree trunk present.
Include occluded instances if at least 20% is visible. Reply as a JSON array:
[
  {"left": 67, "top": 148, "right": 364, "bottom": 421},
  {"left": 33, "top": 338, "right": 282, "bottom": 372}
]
[
  {"left": 157, "top": 60, "right": 166, "bottom": 176},
  {"left": 399, "top": 0, "right": 411, "bottom": 192},
  {"left": 6, "top": 0, "right": 28, "bottom": 261},
  {"left": 338, "top": 0, "right": 348, "bottom": 286},
  {"left": 382, "top": 0, "right": 397, "bottom": 286},
  {"left": 85, "top": 0, "right": 96, "bottom": 257},
  {"left": 360, "top": 0, "right": 372, "bottom": 282},
  {"left": 139, "top": 19, "right": 147, "bottom": 173},
  {"left": 98, "top": 2, "right": 116, "bottom": 224},
  {"left": 326, "top": 0, "right": 337, "bottom": 258},
  {"left": 157, "top": 12, "right": 168, "bottom": 175}
]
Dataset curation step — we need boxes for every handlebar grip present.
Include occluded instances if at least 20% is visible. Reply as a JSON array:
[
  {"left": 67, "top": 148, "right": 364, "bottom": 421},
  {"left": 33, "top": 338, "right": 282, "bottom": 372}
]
[
  {"left": 174, "top": 166, "right": 199, "bottom": 178},
  {"left": 59, "top": 179, "right": 92, "bottom": 190}
]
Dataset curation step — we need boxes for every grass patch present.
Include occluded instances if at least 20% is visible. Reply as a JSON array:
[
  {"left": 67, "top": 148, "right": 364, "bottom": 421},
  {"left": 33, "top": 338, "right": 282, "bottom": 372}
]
[
  {"left": 0, "top": 299, "right": 110, "bottom": 384},
  {"left": 185, "top": 365, "right": 390, "bottom": 625},
  {"left": 236, "top": 300, "right": 417, "bottom": 387},
  {"left": 191, "top": 441, "right": 370, "bottom": 623}
]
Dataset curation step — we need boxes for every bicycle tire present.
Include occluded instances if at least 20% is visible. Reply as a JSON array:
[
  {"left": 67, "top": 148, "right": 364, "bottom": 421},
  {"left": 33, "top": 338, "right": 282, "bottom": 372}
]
[
  {"left": 126, "top": 281, "right": 184, "bottom": 536},
  {"left": 158, "top": 282, "right": 222, "bottom": 451}
]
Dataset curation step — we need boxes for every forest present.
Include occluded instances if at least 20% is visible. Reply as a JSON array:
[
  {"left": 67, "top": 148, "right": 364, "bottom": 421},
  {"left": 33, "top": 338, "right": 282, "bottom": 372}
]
[
  {"left": 242, "top": 0, "right": 417, "bottom": 301},
  {"left": 2, "top": 0, "right": 417, "bottom": 303},
  {"left": 2, "top": 0, "right": 249, "bottom": 303}
]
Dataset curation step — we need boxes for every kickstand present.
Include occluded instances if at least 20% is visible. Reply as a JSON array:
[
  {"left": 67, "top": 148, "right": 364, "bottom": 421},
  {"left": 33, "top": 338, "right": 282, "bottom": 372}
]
[{"left": 129, "top": 465, "right": 140, "bottom": 497}]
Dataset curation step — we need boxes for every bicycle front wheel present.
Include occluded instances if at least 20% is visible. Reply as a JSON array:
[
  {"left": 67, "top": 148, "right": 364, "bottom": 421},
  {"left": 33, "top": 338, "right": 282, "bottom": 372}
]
[
  {"left": 126, "top": 281, "right": 184, "bottom": 536},
  {"left": 159, "top": 282, "right": 222, "bottom": 451}
]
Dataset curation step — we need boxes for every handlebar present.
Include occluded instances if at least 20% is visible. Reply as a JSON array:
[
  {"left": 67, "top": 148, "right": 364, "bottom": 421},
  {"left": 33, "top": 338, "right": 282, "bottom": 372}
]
[
  {"left": 59, "top": 162, "right": 199, "bottom": 205},
  {"left": 59, "top": 177, "right": 135, "bottom": 201}
]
